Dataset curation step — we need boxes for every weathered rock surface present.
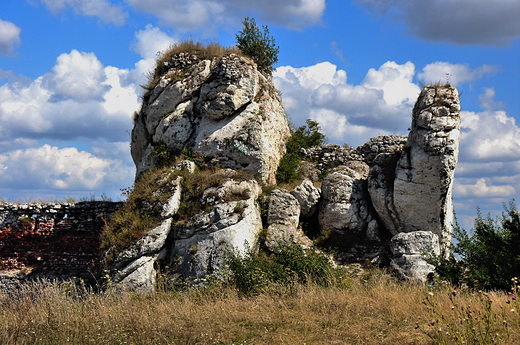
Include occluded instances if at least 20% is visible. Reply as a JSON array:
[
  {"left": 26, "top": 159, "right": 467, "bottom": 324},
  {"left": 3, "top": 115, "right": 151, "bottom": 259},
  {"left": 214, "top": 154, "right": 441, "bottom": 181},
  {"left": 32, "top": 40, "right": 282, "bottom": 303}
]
[
  {"left": 290, "top": 179, "right": 320, "bottom": 217},
  {"left": 266, "top": 188, "right": 312, "bottom": 251},
  {"left": 319, "top": 163, "right": 370, "bottom": 234},
  {"left": 168, "top": 179, "right": 262, "bottom": 280},
  {"left": 117, "top": 69, "right": 461, "bottom": 290},
  {"left": 390, "top": 231, "right": 440, "bottom": 282},
  {"left": 393, "top": 86, "right": 460, "bottom": 248},
  {"left": 300, "top": 144, "right": 361, "bottom": 173},
  {"left": 131, "top": 52, "right": 290, "bottom": 184}
]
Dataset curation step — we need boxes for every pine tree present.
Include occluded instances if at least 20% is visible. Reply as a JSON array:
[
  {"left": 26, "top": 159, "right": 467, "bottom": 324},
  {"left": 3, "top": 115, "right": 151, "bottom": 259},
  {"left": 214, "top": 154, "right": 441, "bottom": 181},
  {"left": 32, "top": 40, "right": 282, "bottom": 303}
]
[{"left": 236, "top": 17, "right": 279, "bottom": 76}]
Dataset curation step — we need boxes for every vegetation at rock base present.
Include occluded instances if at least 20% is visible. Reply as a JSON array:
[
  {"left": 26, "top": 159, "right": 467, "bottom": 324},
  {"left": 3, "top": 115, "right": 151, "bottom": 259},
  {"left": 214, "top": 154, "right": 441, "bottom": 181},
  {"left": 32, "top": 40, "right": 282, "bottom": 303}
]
[
  {"left": 427, "top": 200, "right": 520, "bottom": 291},
  {"left": 276, "top": 119, "right": 326, "bottom": 184},
  {"left": 224, "top": 241, "right": 336, "bottom": 295},
  {"left": 100, "top": 166, "right": 175, "bottom": 263},
  {"left": 236, "top": 17, "right": 279, "bottom": 76},
  {"left": 100, "top": 152, "right": 254, "bottom": 264},
  {"left": 1, "top": 267, "right": 518, "bottom": 344}
]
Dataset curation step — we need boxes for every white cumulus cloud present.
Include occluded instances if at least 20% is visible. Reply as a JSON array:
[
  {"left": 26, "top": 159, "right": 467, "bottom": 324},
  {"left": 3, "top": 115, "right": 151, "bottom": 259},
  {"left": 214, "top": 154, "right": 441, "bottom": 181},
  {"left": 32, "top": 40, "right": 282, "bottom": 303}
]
[
  {"left": 418, "top": 62, "right": 497, "bottom": 86},
  {"left": 0, "top": 50, "right": 139, "bottom": 142},
  {"left": 356, "top": 0, "right": 520, "bottom": 46},
  {"left": 132, "top": 24, "right": 177, "bottom": 60},
  {"left": 454, "top": 178, "right": 516, "bottom": 199},
  {"left": 273, "top": 61, "right": 420, "bottom": 146},
  {"left": 459, "top": 88, "right": 520, "bottom": 163},
  {"left": 38, "top": 0, "right": 127, "bottom": 25},
  {"left": 43, "top": 50, "right": 109, "bottom": 102},
  {"left": 0, "top": 19, "right": 21, "bottom": 55},
  {"left": 0, "top": 145, "right": 133, "bottom": 191}
]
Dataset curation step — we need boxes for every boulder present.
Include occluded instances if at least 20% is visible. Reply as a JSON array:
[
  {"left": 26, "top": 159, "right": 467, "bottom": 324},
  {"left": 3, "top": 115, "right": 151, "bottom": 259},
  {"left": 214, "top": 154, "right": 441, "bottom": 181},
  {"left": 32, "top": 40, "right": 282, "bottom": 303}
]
[
  {"left": 391, "top": 255, "right": 436, "bottom": 283},
  {"left": 131, "top": 52, "right": 290, "bottom": 184},
  {"left": 390, "top": 231, "right": 440, "bottom": 283},
  {"left": 290, "top": 179, "right": 321, "bottom": 217},
  {"left": 390, "top": 231, "right": 440, "bottom": 257},
  {"left": 319, "top": 163, "right": 370, "bottom": 234},
  {"left": 116, "top": 255, "right": 160, "bottom": 293},
  {"left": 266, "top": 188, "right": 312, "bottom": 251},
  {"left": 113, "top": 218, "right": 173, "bottom": 270}
]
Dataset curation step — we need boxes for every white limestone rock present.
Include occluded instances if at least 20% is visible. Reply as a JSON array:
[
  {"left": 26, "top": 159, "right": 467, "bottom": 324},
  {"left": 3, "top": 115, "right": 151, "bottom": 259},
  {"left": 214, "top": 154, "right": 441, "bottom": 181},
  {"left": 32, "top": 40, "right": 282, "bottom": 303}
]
[
  {"left": 319, "top": 163, "right": 370, "bottom": 234},
  {"left": 390, "top": 231, "right": 440, "bottom": 283},
  {"left": 390, "top": 231, "right": 440, "bottom": 257},
  {"left": 113, "top": 218, "right": 172, "bottom": 270},
  {"left": 117, "top": 255, "right": 159, "bottom": 293},
  {"left": 266, "top": 188, "right": 312, "bottom": 251},
  {"left": 161, "top": 176, "right": 183, "bottom": 218},
  {"left": 366, "top": 219, "right": 381, "bottom": 242},
  {"left": 131, "top": 52, "right": 290, "bottom": 184},
  {"left": 196, "top": 56, "right": 258, "bottom": 120},
  {"left": 393, "top": 85, "right": 460, "bottom": 249},
  {"left": 168, "top": 179, "right": 262, "bottom": 279},
  {"left": 391, "top": 255, "right": 436, "bottom": 283},
  {"left": 290, "top": 179, "right": 321, "bottom": 217}
]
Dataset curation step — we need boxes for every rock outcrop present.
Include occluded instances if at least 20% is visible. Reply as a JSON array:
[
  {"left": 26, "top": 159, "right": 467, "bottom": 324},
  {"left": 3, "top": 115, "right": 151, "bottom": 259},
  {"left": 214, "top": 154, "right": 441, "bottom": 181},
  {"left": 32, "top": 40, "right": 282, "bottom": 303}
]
[
  {"left": 108, "top": 166, "right": 263, "bottom": 292},
  {"left": 131, "top": 52, "right": 290, "bottom": 184},
  {"left": 390, "top": 231, "right": 440, "bottom": 283},
  {"left": 368, "top": 86, "right": 460, "bottom": 251},
  {"left": 319, "top": 162, "right": 370, "bottom": 234},
  {"left": 265, "top": 188, "right": 312, "bottom": 251},
  {"left": 121, "top": 56, "right": 462, "bottom": 290},
  {"left": 168, "top": 178, "right": 262, "bottom": 281}
]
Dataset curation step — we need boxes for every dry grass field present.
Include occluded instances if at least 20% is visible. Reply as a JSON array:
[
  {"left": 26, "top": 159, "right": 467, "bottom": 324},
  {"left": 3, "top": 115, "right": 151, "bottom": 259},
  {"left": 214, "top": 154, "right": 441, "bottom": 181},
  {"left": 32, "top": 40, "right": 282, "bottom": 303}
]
[{"left": 1, "top": 268, "right": 518, "bottom": 345}]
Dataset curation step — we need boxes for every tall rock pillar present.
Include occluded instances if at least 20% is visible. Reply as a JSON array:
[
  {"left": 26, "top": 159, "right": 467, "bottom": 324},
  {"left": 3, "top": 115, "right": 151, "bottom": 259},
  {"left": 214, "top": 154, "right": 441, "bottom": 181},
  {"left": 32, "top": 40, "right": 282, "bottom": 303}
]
[{"left": 393, "top": 85, "right": 461, "bottom": 251}]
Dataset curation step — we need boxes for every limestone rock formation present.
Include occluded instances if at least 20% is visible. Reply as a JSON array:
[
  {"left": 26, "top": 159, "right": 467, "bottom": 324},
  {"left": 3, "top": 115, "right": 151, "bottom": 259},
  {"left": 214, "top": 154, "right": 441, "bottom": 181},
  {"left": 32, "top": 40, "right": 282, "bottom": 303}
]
[
  {"left": 131, "top": 52, "right": 290, "bottom": 184},
  {"left": 319, "top": 162, "right": 370, "bottom": 234},
  {"left": 390, "top": 231, "right": 440, "bottom": 282},
  {"left": 290, "top": 179, "right": 320, "bottom": 217},
  {"left": 265, "top": 188, "right": 312, "bottom": 251},
  {"left": 394, "top": 86, "right": 460, "bottom": 248},
  {"left": 114, "top": 80, "right": 461, "bottom": 290},
  {"left": 168, "top": 178, "right": 263, "bottom": 281}
]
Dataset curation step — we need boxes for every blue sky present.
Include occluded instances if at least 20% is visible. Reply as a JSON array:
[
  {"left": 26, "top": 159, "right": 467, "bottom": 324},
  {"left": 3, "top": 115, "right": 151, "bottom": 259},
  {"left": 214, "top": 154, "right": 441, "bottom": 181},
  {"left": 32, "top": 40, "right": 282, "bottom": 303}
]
[{"left": 0, "top": 0, "right": 519, "bottom": 228}]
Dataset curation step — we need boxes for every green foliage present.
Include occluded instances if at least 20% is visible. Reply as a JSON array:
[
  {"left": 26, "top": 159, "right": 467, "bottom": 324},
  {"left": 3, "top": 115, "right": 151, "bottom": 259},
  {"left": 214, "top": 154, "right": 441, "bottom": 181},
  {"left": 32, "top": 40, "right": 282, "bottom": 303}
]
[
  {"left": 428, "top": 200, "right": 520, "bottom": 291},
  {"left": 182, "top": 148, "right": 208, "bottom": 170},
  {"left": 151, "top": 142, "right": 177, "bottom": 168},
  {"left": 235, "top": 17, "right": 279, "bottom": 76},
  {"left": 276, "top": 119, "right": 326, "bottom": 184},
  {"left": 224, "top": 242, "right": 336, "bottom": 295}
]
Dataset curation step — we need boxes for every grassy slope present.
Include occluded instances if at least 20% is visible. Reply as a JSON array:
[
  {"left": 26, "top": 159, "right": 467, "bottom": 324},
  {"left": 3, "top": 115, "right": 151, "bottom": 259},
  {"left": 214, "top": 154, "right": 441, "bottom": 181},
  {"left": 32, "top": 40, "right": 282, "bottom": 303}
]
[{"left": 1, "top": 268, "right": 518, "bottom": 345}]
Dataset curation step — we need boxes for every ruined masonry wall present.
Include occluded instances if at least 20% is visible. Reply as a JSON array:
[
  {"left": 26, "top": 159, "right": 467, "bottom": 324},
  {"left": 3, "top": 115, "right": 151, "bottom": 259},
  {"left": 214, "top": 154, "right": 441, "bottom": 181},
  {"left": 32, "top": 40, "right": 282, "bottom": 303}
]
[{"left": 0, "top": 201, "right": 122, "bottom": 279}]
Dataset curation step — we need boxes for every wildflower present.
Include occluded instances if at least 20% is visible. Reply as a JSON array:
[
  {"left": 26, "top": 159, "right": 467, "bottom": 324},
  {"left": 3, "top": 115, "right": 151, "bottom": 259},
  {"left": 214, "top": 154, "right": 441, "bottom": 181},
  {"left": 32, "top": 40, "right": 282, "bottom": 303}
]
[
  {"left": 512, "top": 295, "right": 516, "bottom": 300},
  {"left": 451, "top": 290, "right": 458, "bottom": 296},
  {"left": 428, "top": 292, "right": 434, "bottom": 297}
]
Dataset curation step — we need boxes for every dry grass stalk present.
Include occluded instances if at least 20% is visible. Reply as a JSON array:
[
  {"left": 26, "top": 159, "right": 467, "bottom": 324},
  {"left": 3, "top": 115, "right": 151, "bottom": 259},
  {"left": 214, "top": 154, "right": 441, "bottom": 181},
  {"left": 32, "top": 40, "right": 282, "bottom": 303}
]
[{"left": 2, "top": 269, "right": 517, "bottom": 344}]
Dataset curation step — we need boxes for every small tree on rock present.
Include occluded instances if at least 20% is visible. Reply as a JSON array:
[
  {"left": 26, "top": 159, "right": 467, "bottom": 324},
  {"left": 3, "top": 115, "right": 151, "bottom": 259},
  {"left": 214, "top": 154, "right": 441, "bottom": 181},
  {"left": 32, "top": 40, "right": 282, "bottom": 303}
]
[{"left": 236, "top": 17, "right": 279, "bottom": 76}]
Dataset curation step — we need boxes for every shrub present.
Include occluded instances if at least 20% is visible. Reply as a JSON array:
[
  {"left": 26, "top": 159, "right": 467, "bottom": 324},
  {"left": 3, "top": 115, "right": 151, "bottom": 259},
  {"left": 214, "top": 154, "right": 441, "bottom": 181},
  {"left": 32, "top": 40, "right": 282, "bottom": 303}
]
[
  {"left": 428, "top": 200, "right": 520, "bottom": 291},
  {"left": 224, "top": 242, "right": 335, "bottom": 295},
  {"left": 276, "top": 119, "right": 326, "bottom": 184},
  {"left": 235, "top": 17, "right": 279, "bottom": 76}
]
